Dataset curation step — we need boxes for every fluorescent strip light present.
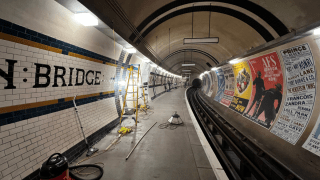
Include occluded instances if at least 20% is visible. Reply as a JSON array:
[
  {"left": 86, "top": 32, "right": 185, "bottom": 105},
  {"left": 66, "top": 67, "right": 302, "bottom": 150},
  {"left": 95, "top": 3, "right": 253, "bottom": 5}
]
[
  {"left": 125, "top": 48, "right": 137, "bottom": 54},
  {"left": 74, "top": 13, "right": 98, "bottom": 26},
  {"left": 183, "top": 37, "right": 219, "bottom": 44},
  {"left": 182, "top": 64, "right": 195, "bottom": 66},
  {"left": 150, "top": 63, "right": 157, "bottom": 67},
  {"left": 211, "top": 67, "right": 218, "bottom": 71},
  {"left": 229, "top": 58, "right": 241, "bottom": 64},
  {"left": 314, "top": 28, "right": 320, "bottom": 35},
  {"left": 184, "top": 73, "right": 191, "bottom": 74},
  {"left": 142, "top": 58, "right": 150, "bottom": 62},
  {"left": 182, "top": 70, "right": 191, "bottom": 72}
]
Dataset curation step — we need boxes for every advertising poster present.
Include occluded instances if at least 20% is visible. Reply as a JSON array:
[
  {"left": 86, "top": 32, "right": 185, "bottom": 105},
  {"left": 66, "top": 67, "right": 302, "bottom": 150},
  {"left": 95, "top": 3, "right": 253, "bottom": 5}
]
[
  {"left": 243, "top": 52, "right": 284, "bottom": 129},
  {"left": 214, "top": 68, "right": 225, "bottom": 102},
  {"left": 303, "top": 115, "right": 320, "bottom": 156},
  {"left": 205, "top": 74, "right": 211, "bottom": 95},
  {"left": 271, "top": 43, "right": 316, "bottom": 145},
  {"left": 229, "top": 61, "right": 252, "bottom": 114},
  {"left": 220, "top": 65, "right": 235, "bottom": 107},
  {"left": 207, "top": 72, "right": 214, "bottom": 97}
]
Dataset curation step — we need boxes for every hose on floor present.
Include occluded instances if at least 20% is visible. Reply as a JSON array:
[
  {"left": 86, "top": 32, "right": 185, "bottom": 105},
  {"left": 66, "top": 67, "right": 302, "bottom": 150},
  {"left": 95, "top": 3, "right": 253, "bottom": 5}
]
[
  {"left": 70, "top": 134, "right": 123, "bottom": 179},
  {"left": 69, "top": 164, "right": 104, "bottom": 180}
]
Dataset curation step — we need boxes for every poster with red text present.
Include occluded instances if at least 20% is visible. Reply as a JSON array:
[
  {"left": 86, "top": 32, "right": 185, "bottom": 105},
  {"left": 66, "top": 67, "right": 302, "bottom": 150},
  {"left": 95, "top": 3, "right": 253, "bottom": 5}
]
[{"left": 243, "top": 52, "right": 284, "bottom": 129}]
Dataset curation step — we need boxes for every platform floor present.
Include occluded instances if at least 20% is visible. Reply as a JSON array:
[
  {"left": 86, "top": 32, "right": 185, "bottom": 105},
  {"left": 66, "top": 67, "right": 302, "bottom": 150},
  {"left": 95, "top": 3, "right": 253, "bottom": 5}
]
[{"left": 73, "top": 88, "right": 216, "bottom": 180}]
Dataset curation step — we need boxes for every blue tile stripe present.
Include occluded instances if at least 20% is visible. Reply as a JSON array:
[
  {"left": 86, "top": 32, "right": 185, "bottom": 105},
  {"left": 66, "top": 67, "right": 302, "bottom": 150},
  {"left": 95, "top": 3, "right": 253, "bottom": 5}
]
[
  {"left": 0, "top": 92, "right": 115, "bottom": 127},
  {"left": 0, "top": 18, "right": 129, "bottom": 68}
]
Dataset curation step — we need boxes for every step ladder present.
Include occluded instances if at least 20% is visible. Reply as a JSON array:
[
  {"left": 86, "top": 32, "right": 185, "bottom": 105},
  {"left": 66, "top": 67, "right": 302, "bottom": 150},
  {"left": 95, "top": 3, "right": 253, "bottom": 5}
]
[{"left": 120, "top": 65, "right": 147, "bottom": 126}]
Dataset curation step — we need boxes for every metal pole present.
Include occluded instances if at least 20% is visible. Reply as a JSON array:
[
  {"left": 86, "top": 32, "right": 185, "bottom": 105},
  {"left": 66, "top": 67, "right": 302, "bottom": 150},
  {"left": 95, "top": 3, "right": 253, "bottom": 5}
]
[
  {"left": 73, "top": 95, "right": 89, "bottom": 148},
  {"left": 125, "top": 122, "right": 157, "bottom": 160}
]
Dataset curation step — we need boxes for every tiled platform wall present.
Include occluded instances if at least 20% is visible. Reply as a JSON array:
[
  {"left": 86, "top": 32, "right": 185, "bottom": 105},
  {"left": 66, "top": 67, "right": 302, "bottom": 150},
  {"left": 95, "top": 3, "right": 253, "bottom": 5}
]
[{"left": 0, "top": 17, "right": 129, "bottom": 180}]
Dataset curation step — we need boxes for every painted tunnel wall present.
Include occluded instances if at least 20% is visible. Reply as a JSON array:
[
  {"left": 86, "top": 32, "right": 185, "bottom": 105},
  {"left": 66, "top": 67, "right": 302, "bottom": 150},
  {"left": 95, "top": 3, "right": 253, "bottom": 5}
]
[
  {"left": 0, "top": 1, "right": 181, "bottom": 180},
  {"left": 200, "top": 34, "right": 320, "bottom": 179}
]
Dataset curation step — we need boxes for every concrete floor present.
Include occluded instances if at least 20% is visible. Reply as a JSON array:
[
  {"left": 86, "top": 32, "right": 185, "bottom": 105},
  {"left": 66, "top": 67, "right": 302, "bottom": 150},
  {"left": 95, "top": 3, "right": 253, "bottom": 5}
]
[{"left": 73, "top": 88, "right": 216, "bottom": 180}]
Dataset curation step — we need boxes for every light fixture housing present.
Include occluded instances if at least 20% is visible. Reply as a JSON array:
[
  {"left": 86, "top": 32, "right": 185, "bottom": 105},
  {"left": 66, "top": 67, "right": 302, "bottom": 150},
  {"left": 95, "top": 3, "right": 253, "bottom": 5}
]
[
  {"left": 182, "top": 64, "right": 195, "bottom": 66},
  {"left": 183, "top": 37, "right": 219, "bottom": 44},
  {"left": 211, "top": 67, "right": 218, "bottom": 71},
  {"left": 229, "top": 58, "right": 241, "bottom": 64},
  {"left": 150, "top": 63, "right": 157, "bottom": 67},
  {"left": 125, "top": 48, "right": 137, "bottom": 54},
  {"left": 314, "top": 28, "right": 320, "bottom": 35},
  {"left": 182, "top": 70, "right": 191, "bottom": 72},
  {"left": 142, "top": 58, "right": 150, "bottom": 62},
  {"left": 184, "top": 73, "right": 191, "bottom": 74},
  {"left": 74, "top": 13, "right": 98, "bottom": 26}
]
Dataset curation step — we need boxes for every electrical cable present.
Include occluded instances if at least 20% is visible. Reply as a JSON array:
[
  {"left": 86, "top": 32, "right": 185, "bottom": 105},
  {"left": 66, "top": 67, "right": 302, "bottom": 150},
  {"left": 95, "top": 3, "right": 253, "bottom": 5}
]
[
  {"left": 158, "top": 111, "right": 184, "bottom": 130},
  {"left": 138, "top": 105, "right": 154, "bottom": 120}
]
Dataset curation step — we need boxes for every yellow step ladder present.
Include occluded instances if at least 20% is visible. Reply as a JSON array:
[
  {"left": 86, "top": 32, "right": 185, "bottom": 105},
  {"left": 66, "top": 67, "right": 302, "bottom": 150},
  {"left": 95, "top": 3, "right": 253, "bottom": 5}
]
[{"left": 120, "top": 65, "right": 147, "bottom": 126}]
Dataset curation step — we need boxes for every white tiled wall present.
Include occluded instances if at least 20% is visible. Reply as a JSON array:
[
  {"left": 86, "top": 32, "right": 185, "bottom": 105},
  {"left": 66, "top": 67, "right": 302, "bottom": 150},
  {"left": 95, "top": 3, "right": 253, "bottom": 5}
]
[
  {"left": 0, "top": 38, "right": 119, "bottom": 180},
  {"left": 0, "top": 39, "right": 116, "bottom": 108},
  {"left": 0, "top": 97, "right": 118, "bottom": 180}
]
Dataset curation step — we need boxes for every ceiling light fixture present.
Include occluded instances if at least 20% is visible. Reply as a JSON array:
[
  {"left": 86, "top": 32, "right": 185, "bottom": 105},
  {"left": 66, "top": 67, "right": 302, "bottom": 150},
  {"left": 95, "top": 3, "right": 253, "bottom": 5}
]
[
  {"left": 142, "top": 58, "right": 150, "bottom": 62},
  {"left": 182, "top": 70, "right": 191, "bottom": 72},
  {"left": 229, "top": 58, "right": 241, "bottom": 64},
  {"left": 314, "top": 28, "right": 320, "bottom": 35},
  {"left": 183, "top": 37, "right": 219, "bottom": 44},
  {"left": 211, "top": 67, "right": 218, "bottom": 71},
  {"left": 74, "top": 13, "right": 98, "bottom": 26},
  {"left": 124, "top": 48, "right": 137, "bottom": 54},
  {"left": 182, "top": 64, "right": 195, "bottom": 66}
]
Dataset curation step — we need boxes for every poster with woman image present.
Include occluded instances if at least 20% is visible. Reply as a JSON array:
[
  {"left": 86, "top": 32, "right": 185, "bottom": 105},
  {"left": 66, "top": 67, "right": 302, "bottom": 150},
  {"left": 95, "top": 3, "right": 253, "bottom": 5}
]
[
  {"left": 220, "top": 65, "right": 235, "bottom": 107},
  {"left": 229, "top": 61, "right": 252, "bottom": 114},
  {"left": 243, "top": 52, "right": 284, "bottom": 129}
]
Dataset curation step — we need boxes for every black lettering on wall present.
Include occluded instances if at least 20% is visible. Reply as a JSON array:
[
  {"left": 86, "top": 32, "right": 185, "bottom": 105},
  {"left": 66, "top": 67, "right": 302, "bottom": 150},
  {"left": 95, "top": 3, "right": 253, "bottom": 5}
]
[
  {"left": 0, "top": 59, "right": 17, "bottom": 89},
  {"left": 33, "top": 63, "right": 51, "bottom": 88},
  {"left": 52, "top": 66, "right": 67, "bottom": 87},
  {"left": 75, "top": 68, "right": 85, "bottom": 86},
  {"left": 86, "top": 70, "right": 94, "bottom": 85},
  {"left": 95, "top": 71, "right": 101, "bottom": 85},
  {"left": 68, "top": 67, "right": 74, "bottom": 86}
]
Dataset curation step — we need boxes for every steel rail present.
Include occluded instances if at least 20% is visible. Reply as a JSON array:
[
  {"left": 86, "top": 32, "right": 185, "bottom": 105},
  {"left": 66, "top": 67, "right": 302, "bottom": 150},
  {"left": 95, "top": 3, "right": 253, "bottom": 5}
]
[{"left": 187, "top": 88, "right": 301, "bottom": 180}]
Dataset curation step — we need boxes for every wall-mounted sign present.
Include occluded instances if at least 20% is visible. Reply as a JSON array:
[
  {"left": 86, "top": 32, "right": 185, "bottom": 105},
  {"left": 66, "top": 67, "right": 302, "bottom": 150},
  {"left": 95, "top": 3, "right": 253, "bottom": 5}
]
[
  {"left": 229, "top": 61, "right": 252, "bottom": 114},
  {"left": 271, "top": 43, "right": 316, "bottom": 145},
  {"left": 243, "top": 52, "right": 284, "bottom": 129},
  {"left": 214, "top": 68, "right": 225, "bottom": 102},
  {"left": 220, "top": 65, "right": 235, "bottom": 107}
]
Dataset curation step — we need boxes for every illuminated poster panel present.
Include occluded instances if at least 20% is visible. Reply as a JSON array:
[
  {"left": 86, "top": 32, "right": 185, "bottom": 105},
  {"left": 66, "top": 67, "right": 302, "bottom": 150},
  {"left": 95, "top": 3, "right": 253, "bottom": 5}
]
[
  {"left": 271, "top": 43, "right": 316, "bottom": 145},
  {"left": 220, "top": 65, "right": 235, "bottom": 107},
  {"left": 229, "top": 61, "right": 252, "bottom": 114},
  {"left": 214, "top": 68, "right": 225, "bottom": 102},
  {"left": 243, "top": 52, "right": 284, "bottom": 129}
]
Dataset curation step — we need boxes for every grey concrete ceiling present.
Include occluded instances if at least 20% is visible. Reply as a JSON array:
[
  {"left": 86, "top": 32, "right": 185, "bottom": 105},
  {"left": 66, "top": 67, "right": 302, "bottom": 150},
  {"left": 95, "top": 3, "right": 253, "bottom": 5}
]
[{"left": 78, "top": 0, "right": 320, "bottom": 74}]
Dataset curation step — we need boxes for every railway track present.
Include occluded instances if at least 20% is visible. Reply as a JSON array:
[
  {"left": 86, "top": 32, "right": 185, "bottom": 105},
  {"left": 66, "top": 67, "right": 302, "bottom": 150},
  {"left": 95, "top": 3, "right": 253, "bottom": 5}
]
[{"left": 187, "top": 88, "right": 301, "bottom": 180}]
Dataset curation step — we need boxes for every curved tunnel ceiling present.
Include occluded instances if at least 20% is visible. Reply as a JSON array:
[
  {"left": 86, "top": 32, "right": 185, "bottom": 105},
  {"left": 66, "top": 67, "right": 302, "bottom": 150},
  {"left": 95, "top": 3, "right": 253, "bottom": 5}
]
[
  {"left": 125, "top": 1, "right": 289, "bottom": 75},
  {"left": 128, "top": 1, "right": 288, "bottom": 42},
  {"left": 161, "top": 49, "right": 219, "bottom": 65},
  {"left": 79, "top": 0, "right": 320, "bottom": 75}
]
